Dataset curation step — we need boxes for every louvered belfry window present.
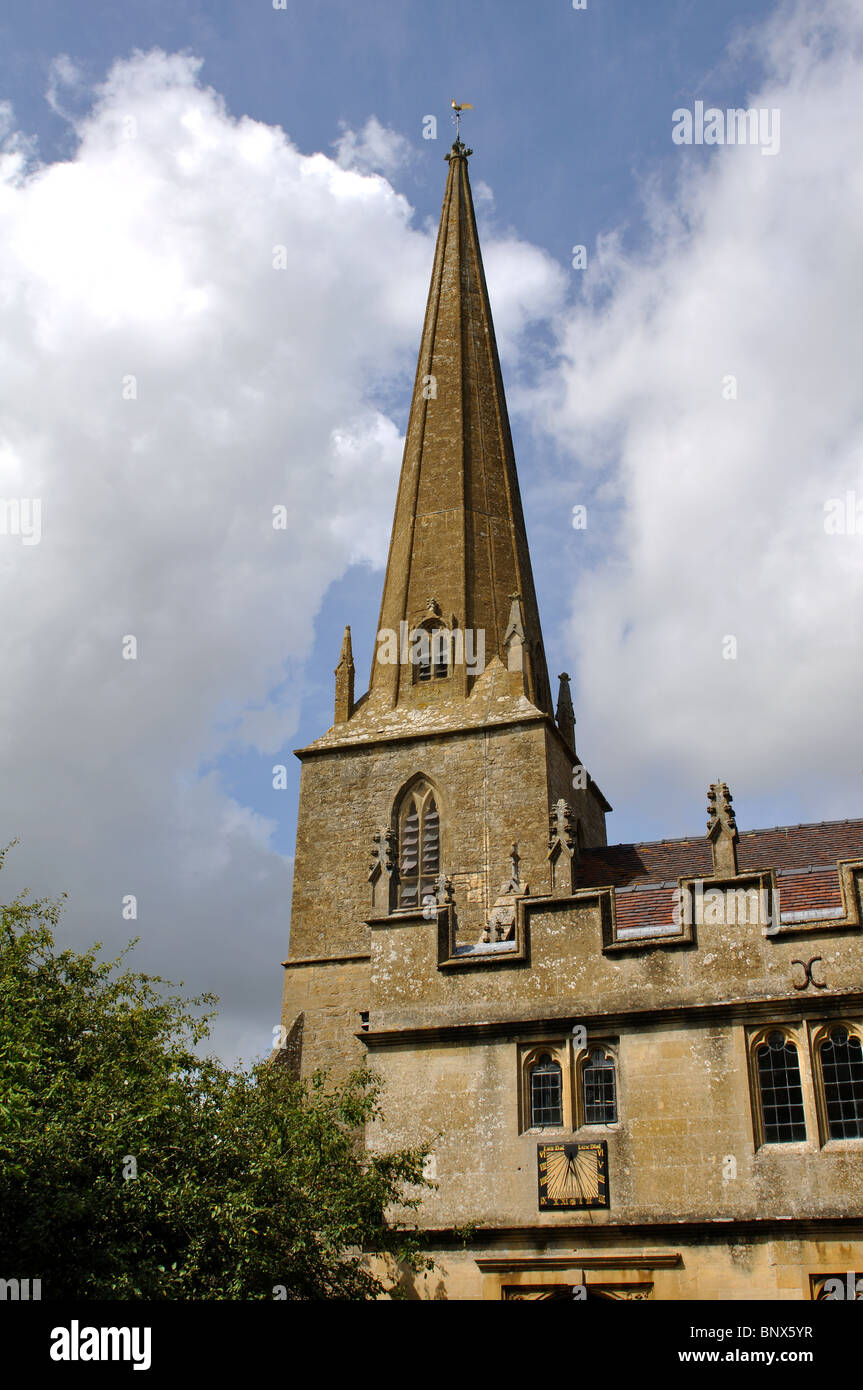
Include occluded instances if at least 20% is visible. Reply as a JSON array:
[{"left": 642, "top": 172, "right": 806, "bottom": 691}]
[
  {"left": 416, "top": 625, "right": 449, "bottom": 682},
  {"left": 398, "top": 783, "right": 440, "bottom": 909}
]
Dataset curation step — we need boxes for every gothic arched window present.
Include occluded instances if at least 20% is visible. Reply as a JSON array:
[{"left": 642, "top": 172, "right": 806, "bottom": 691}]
[
  {"left": 756, "top": 1030, "right": 807, "bottom": 1143},
  {"left": 397, "top": 782, "right": 440, "bottom": 909},
  {"left": 818, "top": 1026, "right": 863, "bottom": 1140},
  {"left": 530, "top": 1054, "right": 563, "bottom": 1128},
  {"left": 582, "top": 1047, "right": 617, "bottom": 1125}
]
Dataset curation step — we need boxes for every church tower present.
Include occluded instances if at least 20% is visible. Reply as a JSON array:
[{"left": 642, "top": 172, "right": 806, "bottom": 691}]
[
  {"left": 279, "top": 137, "right": 863, "bottom": 1301},
  {"left": 279, "top": 138, "right": 610, "bottom": 1078}
]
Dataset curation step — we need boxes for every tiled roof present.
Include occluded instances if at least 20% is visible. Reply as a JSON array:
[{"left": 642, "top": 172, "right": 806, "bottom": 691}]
[
  {"left": 579, "top": 819, "right": 863, "bottom": 939},
  {"left": 613, "top": 886, "right": 679, "bottom": 936},
  {"left": 737, "top": 821, "right": 863, "bottom": 872},
  {"left": 580, "top": 819, "right": 863, "bottom": 890},
  {"left": 776, "top": 866, "right": 844, "bottom": 917}
]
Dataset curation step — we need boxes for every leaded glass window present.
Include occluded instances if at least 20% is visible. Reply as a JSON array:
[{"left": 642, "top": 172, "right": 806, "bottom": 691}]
[
  {"left": 820, "top": 1026, "right": 863, "bottom": 1140},
  {"left": 582, "top": 1048, "right": 617, "bottom": 1124},
  {"left": 757, "top": 1031, "right": 806, "bottom": 1143},
  {"left": 530, "top": 1054, "right": 563, "bottom": 1128}
]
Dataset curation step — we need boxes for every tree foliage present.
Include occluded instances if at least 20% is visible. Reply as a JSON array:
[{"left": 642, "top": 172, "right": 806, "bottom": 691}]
[{"left": 0, "top": 867, "right": 432, "bottom": 1299}]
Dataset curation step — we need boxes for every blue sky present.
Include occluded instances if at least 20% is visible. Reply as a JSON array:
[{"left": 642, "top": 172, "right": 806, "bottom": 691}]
[
  {"left": 1, "top": 0, "right": 862, "bottom": 1061},
  {"left": 3, "top": 0, "right": 781, "bottom": 308}
]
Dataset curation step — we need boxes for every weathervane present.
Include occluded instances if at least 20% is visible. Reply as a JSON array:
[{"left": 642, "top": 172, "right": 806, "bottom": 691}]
[{"left": 450, "top": 99, "right": 473, "bottom": 143}]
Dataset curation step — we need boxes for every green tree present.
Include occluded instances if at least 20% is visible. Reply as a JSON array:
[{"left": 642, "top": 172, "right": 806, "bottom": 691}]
[{"left": 0, "top": 864, "right": 433, "bottom": 1299}]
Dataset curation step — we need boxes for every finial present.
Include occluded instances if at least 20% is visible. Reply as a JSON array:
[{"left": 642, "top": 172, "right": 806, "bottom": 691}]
[
  {"left": 334, "top": 624, "right": 355, "bottom": 724},
  {"left": 337, "top": 625, "right": 354, "bottom": 668},
  {"left": 555, "top": 672, "right": 576, "bottom": 751},
  {"left": 548, "top": 799, "right": 578, "bottom": 896},
  {"left": 706, "top": 780, "right": 739, "bottom": 877}
]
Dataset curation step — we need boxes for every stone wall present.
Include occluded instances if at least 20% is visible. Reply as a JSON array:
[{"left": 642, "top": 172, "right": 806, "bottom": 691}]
[
  {"left": 375, "top": 1234, "right": 863, "bottom": 1300},
  {"left": 364, "top": 1017, "right": 863, "bottom": 1232}
]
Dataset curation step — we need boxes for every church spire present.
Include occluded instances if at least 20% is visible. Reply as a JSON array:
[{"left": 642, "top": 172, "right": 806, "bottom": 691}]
[{"left": 368, "top": 140, "right": 553, "bottom": 714}]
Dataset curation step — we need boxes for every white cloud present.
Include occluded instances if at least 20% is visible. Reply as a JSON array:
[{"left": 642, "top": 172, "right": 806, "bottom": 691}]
[
  {"left": 483, "top": 237, "right": 568, "bottom": 364},
  {"left": 45, "top": 53, "right": 86, "bottom": 121},
  {"left": 327, "top": 414, "right": 405, "bottom": 566},
  {"left": 536, "top": 0, "right": 863, "bottom": 837},
  {"left": 0, "top": 51, "right": 431, "bottom": 1061},
  {"left": 333, "top": 115, "right": 412, "bottom": 176},
  {"left": 0, "top": 49, "right": 559, "bottom": 1062}
]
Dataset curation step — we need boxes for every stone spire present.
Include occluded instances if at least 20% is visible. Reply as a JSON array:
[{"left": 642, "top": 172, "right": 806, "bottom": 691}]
[
  {"left": 334, "top": 625, "right": 355, "bottom": 724},
  {"left": 368, "top": 140, "right": 552, "bottom": 714}
]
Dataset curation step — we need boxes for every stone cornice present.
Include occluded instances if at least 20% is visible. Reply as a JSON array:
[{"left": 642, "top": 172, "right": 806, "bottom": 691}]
[
  {"left": 283, "top": 952, "right": 370, "bottom": 969},
  {"left": 359, "top": 989, "right": 863, "bottom": 1048},
  {"left": 475, "top": 1252, "right": 682, "bottom": 1271},
  {"left": 399, "top": 1216, "right": 863, "bottom": 1248},
  {"left": 295, "top": 709, "right": 556, "bottom": 759}
]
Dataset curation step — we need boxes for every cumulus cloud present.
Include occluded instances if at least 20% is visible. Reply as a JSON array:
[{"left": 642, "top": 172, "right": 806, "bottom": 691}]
[
  {"left": 333, "top": 115, "right": 411, "bottom": 176},
  {"left": 536, "top": 0, "right": 863, "bottom": 838},
  {"left": 484, "top": 237, "right": 568, "bottom": 366},
  {"left": 0, "top": 49, "right": 561, "bottom": 1061}
]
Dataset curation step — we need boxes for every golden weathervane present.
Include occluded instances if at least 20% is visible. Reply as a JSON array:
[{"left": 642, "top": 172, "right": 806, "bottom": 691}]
[{"left": 451, "top": 99, "right": 473, "bottom": 142}]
